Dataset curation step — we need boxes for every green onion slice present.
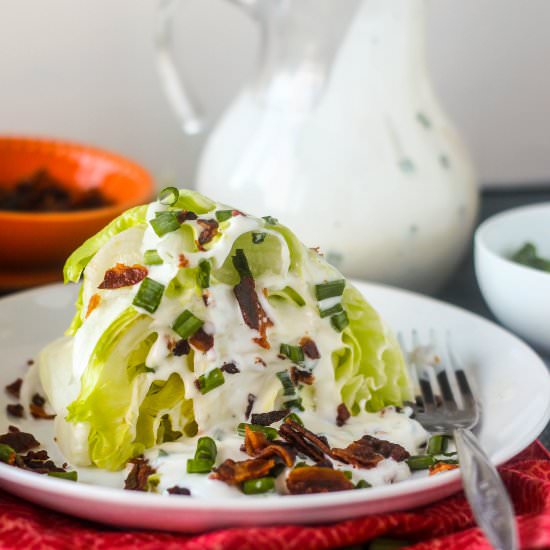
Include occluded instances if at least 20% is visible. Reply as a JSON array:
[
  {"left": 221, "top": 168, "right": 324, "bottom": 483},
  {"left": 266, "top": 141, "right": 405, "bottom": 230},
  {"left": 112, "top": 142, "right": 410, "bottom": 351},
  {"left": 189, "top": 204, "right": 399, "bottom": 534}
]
[
  {"left": 0, "top": 443, "right": 15, "bottom": 464},
  {"left": 252, "top": 232, "right": 267, "bottom": 244},
  {"left": 186, "top": 458, "right": 214, "bottom": 474},
  {"left": 195, "top": 436, "right": 217, "bottom": 462},
  {"left": 318, "top": 303, "right": 343, "bottom": 319},
  {"left": 158, "top": 186, "right": 179, "bottom": 206},
  {"left": 343, "top": 470, "right": 353, "bottom": 480},
  {"left": 284, "top": 397, "right": 304, "bottom": 411},
  {"left": 197, "top": 368, "right": 225, "bottom": 395},
  {"left": 406, "top": 455, "right": 435, "bottom": 470},
  {"left": 48, "top": 470, "right": 78, "bottom": 481},
  {"left": 232, "top": 248, "right": 252, "bottom": 278},
  {"left": 356, "top": 479, "right": 371, "bottom": 489},
  {"left": 198, "top": 259, "right": 211, "bottom": 289},
  {"left": 150, "top": 211, "right": 181, "bottom": 237},
  {"left": 279, "top": 344, "right": 305, "bottom": 364},
  {"left": 172, "top": 310, "right": 203, "bottom": 339},
  {"left": 314, "top": 279, "right": 346, "bottom": 301},
  {"left": 237, "top": 423, "right": 278, "bottom": 440},
  {"left": 285, "top": 412, "right": 303, "bottom": 426},
  {"left": 262, "top": 215, "right": 278, "bottom": 225},
  {"left": 427, "top": 434, "right": 449, "bottom": 455},
  {"left": 215, "top": 209, "right": 233, "bottom": 222},
  {"left": 144, "top": 249, "right": 164, "bottom": 265},
  {"left": 330, "top": 310, "right": 349, "bottom": 332},
  {"left": 276, "top": 370, "right": 295, "bottom": 396},
  {"left": 242, "top": 477, "right": 275, "bottom": 494},
  {"left": 133, "top": 278, "right": 165, "bottom": 313}
]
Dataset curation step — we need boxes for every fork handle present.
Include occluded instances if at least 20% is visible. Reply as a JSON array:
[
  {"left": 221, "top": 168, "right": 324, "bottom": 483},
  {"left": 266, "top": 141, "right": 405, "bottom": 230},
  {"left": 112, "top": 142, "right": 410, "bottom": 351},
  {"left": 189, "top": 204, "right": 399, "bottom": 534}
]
[{"left": 454, "top": 428, "right": 518, "bottom": 550}]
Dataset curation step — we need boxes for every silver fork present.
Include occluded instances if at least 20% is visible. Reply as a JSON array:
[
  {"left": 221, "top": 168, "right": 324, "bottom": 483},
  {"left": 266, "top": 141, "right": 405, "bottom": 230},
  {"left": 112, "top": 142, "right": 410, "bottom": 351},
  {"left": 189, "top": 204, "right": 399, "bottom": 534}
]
[{"left": 401, "top": 330, "right": 518, "bottom": 550}]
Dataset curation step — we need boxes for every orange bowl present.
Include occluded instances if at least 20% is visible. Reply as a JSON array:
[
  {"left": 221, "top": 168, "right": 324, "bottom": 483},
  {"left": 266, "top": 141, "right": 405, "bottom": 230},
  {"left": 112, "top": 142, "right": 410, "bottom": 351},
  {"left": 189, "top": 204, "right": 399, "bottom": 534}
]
[{"left": 0, "top": 136, "right": 154, "bottom": 274}]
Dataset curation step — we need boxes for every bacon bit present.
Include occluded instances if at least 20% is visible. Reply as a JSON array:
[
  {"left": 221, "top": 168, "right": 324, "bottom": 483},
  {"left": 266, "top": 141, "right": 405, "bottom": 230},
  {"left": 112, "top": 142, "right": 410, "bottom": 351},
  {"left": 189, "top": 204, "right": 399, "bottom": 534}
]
[
  {"left": 234, "top": 275, "right": 273, "bottom": 349},
  {"left": 167, "top": 486, "right": 191, "bottom": 495},
  {"left": 210, "top": 458, "right": 275, "bottom": 485},
  {"left": 86, "top": 293, "right": 101, "bottom": 318},
  {"left": 243, "top": 427, "right": 296, "bottom": 468},
  {"left": 193, "top": 379, "right": 201, "bottom": 391},
  {"left": 255, "top": 357, "right": 267, "bottom": 368},
  {"left": 290, "top": 367, "right": 315, "bottom": 386},
  {"left": 6, "top": 404, "right": 24, "bottom": 418},
  {"left": 245, "top": 393, "right": 256, "bottom": 419},
  {"left": 98, "top": 263, "right": 148, "bottom": 290},
  {"left": 331, "top": 435, "right": 409, "bottom": 468},
  {"left": 336, "top": 403, "right": 351, "bottom": 427},
  {"left": 251, "top": 410, "right": 288, "bottom": 426},
  {"left": 286, "top": 466, "right": 353, "bottom": 494},
  {"left": 197, "top": 219, "right": 219, "bottom": 249},
  {"left": 189, "top": 328, "right": 214, "bottom": 352},
  {"left": 173, "top": 339, "right": 190, "bottom": 356},
  {"left": 177, "top": 210, "right": 198, "bottom": 223},
  {"left": 278, "top": 419, "right": 331, "bottom": 463},
  {"left": 30, "top": 404, "right": 56, "bottom": 420},
  {"left": 5, "top": 378, "right": 22, "bottom": 399},
  {"left": 277, "top": 354, "right": 287, "bottom": 361},
  {"left": 27, "top": 359, "right": 34, "bottom": 366},
  {"left": 124, "top": 457, "right": 156, "bottom": 491},
  {"left": 15, "top": 450, "right": 67, "bottom": 474},
  {"left": 299, "top": 337, "right": 320, "bottom": 360},
  {"left": 178, "top": 254, "right": 189, "bottom": 268},
  {"left": 244, "top": 426, "right": 268, "bottom": 455},
  {"left": 231, "top": 209, "right": 244, "bottom": 217},
  {"left": 202, "top": 290, "right": 211, "bottom": 307},
  {"left": 429, "top": 462, "right": 459, "bottom": 476},
  {"left": 0, "top": 429, "right": 40, "bottom": 453},
  {"left": 309, "top": 247, "right": 323, "bottom": 256},
  {"left": 262, "top": 288, "right": 269, "bottom": 298},
  {"left": 220, "top": 362, "right": 239, "bottom": 374}
]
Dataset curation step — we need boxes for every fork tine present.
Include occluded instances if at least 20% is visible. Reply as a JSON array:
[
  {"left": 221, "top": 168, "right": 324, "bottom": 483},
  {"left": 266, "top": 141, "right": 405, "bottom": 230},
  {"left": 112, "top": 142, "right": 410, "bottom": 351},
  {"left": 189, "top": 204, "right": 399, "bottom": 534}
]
[
  {"left": 446, "top": 334, "right": 477, "bottom": 410},
  {"left": 437, "top": 370, "right": 458, "bottom": 411}
]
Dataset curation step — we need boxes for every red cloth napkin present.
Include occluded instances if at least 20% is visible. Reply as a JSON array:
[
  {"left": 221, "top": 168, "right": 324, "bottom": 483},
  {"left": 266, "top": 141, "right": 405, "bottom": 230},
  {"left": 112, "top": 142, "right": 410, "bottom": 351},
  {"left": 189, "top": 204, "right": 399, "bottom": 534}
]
[{"left": 0, "top": 441, "right": 548, "bottom": 550}]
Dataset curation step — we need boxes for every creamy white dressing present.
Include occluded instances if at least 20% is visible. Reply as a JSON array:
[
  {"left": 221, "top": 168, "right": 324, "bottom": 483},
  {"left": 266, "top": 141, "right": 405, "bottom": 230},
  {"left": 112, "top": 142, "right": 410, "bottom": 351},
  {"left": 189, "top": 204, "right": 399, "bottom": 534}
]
[{"left": 36, "top": 193, "right": 428, "bottom": 497}]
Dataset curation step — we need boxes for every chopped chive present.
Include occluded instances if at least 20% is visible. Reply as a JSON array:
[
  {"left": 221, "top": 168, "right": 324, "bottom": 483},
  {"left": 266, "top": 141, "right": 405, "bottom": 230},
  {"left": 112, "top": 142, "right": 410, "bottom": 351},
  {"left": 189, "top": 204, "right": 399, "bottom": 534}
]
[
  {"left": 197, "top": 368, "right": 225, "bottom": 394},
  {"left": 279, "top": 344, "right": 305, "bottom": 364},
  {"left": 406, "top": 455, "right": 435, "bottom": 470},
  {"left": 314, "top": 279, "right": 346, "bottom": 301},
  {"left": 172, "top": 310, "right": 203, "bottom": 339},
  {"left": 0, "top": 443, "right": 15, "bottom": 464},
  {"left": 195, "top": 436, "right": 217, "bottom": 462},
  {"left": 158, "top": 449, "right": 169, "bottom": 457},
  {"left": 150, "top": 211, "right": 181, "bottom": 237},
  {"left": 144, "top": 249, "right": 163, "bottom": 265},
  {"left": 184, "top": 420, "right": 198, "bottom": 437},
  {"left": 252, "top": 232, "right": 267, "bottom": 244},
  {"left": 198, "top": 259, "right": 211, "bottom": 289},
  {"left": 232, "top": 249, "right": 252, "bottom": 278},
  {"left": 158, "top": 186, "right": 179, "bottom": 206},
  {"left": 343, "top": 470, "right": 353, "bottom": 480},
  {"left": 356, "top": 479, "right": 371, "bottom": 489},
  {"left": 215, "top": 209, "right": 233, "bottom": 222},
  {"left": 284, "top": 397, "right": 304, "bottom": 411},
  {"left": 436, "top": 458, "right": 459, "bottom": 465},
  {"left": 427, "top": 435, "right": 449, "bottom": 455},
  {"left": 330, "top": 310, "right": 349, "bottom": 332},
  {"left": 237, "top": 423, "right": 278, "bottom": 440},
  {"left": 242, "top": 476, "right": 275, "bottom": 494},
  {"left": 133, "top": 278, "right": 165, "bottom": 313},
  {"left": 276, "top": 370, "right": 295, "bottom": 396},
  {"left": 262, "top": 215, "right": 278, "bottom": 225},
  {"left": 285, "top": 413, "right": 303, "bottom": 426},
  {"left": 48, "top": 471, "right": 78, "bottom": 481},
  {"left": 186, "top": 458, "right": 214, "bottom": 474},
  {"left": 318, "top": 303, "right": 343, "bottom": 319},
  {"left": 283, "top": 286, "right": 305, "bottom": 307}
]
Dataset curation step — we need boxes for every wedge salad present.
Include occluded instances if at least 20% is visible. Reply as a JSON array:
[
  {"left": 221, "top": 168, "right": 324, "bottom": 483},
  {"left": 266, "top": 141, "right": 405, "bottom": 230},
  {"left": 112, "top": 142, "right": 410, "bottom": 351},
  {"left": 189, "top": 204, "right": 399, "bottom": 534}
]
[{"left": 17, "top": 188, "right": 430, "bottom": 496}]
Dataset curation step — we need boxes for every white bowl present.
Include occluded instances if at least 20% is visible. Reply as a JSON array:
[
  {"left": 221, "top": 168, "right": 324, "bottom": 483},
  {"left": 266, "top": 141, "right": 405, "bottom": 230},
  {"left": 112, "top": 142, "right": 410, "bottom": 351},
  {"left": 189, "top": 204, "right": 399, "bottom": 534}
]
[{"left": 474, "top": 202, "right": 550, "bottom": 355}]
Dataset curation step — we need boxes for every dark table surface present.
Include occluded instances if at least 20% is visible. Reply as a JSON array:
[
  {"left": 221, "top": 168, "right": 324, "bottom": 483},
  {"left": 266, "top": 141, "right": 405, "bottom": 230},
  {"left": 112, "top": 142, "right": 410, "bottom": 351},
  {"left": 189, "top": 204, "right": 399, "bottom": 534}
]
[{"left": 437, "top": 185, "right": 550, "bottom": 449}]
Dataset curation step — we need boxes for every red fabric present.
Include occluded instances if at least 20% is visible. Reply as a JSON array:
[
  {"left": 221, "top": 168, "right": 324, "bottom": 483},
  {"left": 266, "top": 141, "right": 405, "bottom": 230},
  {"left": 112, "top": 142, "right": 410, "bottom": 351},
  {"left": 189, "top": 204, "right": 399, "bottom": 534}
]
[{"left": 0, "top": 441, "right": 548, "bottom": 550}]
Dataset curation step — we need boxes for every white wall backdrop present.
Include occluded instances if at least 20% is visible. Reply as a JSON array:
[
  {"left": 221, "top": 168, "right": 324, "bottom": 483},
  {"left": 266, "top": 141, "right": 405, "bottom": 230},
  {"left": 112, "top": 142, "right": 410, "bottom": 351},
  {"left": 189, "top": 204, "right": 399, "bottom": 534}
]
[{"left": 0, "top": 0, "right": 548, "bottom": 187}]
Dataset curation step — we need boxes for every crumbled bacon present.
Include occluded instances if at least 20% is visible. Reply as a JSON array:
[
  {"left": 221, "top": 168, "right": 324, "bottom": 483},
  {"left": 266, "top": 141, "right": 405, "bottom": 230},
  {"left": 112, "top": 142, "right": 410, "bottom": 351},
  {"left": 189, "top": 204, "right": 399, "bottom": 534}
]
[
  {"left": 245, "top": 393, "right": 255, "bottom": 419},
  {"left": 286, "top": 466, "right": 353, "bottom": 494},
  {"left": 278, "top": 419, "right": 331, "bottom": 463},
  {"left": 234, "top": 275, "right": 273, "bottom": 349},
  {"left": 167, "top": 486, "right": 191, "bottom": 495},
  {"left": 6, "top": 404, "right": 24, "bottom": 418},
  {"left": 255, "top": 357, "right": 267, "bottom": 368},
  {"left": 177, "top": 210, "right": 198, "bottom": 223},
  {"left": 210, "top": 458, "right": 275, "bottom": 485},
  {"left": 243, "top": 426, "right": 296, "bottom": 467},
  {"left": 5, "top": 378, "right": 22, "bottom": 399},
  {"left": 202, "top": 290, "right": 211, "bottom": 307},
  {"left": 189, "top": 328, "right": 214, "bottom": 352},
  {"left": 29, "top": 393, "right": 55, "bottom": 420},
  {"left": 178, "top": 254, "right": 189, "bottom": 268},
  {"left": 197, "top": 219, "right": 219, "bottom": 249},
  {"left": 250, "top": 410, "right": 288, "bottom": 426},
  {"left": 0, "top": 429, "right": 40, "bottom": 453},
  {"left": 15, "top": 450, "right": 66, "bottom": 474},
  {"left": 86, "top": 293, "right": 101, "bottom": 318},
  {"left": 299, "top": 337, "right": 320, "bottom": 360},
  {"left": 331, "top": 435, "right": 409, "bottom": 468},
  {"left": 429, "top": 462, "right": 459, "bottom": 476},
  {"left": 220, "top": 362, "right": 239, "bottom": 374},
  {"left": 98, "top": 263, "right": 148, "bottom": 289},
  {"left": 290, "top": 367, "right": 315, "bottom": 386},
  {"left": 173, "top": 339, "right": 190, "bottom": 356},
  {"left": 336, "top": 403, "right": 350, "bottom": 427},
  {"left": 124, "top": 457, "right": 156, "bottom": 491}
]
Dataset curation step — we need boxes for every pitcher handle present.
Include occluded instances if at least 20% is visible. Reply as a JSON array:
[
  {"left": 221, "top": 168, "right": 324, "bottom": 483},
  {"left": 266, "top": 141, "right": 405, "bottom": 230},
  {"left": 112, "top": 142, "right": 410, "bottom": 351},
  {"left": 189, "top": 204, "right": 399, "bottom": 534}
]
[{"left": 155, "top": 0, "right": 260, "bottom": 136}]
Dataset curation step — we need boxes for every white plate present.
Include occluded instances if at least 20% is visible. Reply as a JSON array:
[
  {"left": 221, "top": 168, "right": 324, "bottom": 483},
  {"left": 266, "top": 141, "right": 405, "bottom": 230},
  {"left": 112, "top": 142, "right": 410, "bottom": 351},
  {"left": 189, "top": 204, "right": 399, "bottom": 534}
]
[{"left": 0, "top": 282, "right": 548, "bottom": 532}]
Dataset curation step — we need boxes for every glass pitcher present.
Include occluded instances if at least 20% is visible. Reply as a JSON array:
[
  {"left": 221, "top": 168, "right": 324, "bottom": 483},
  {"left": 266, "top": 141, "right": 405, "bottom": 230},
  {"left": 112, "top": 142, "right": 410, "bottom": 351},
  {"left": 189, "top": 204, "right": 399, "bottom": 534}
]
[{"left": 156, "top": 0, "right": 478, "bottom": 293}]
